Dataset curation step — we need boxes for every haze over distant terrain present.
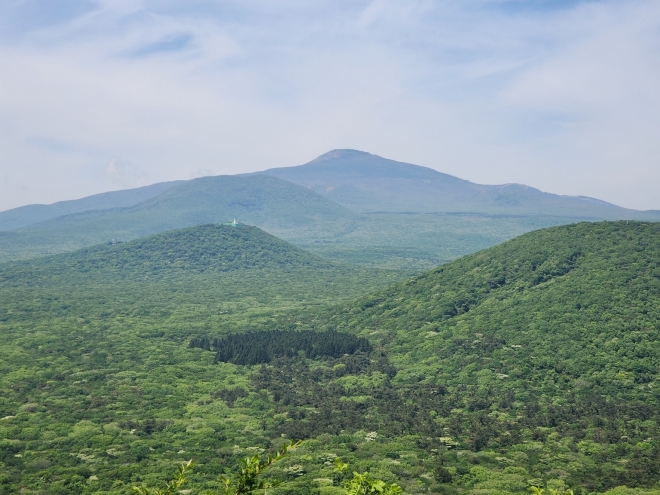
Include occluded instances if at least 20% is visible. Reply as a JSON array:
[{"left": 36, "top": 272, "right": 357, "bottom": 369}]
[
  {"left": 260, "top": 150, "right": 660, "bottom": 218},
  {"left": 1, "top": 149, "right": 658, "bottom": 269}
]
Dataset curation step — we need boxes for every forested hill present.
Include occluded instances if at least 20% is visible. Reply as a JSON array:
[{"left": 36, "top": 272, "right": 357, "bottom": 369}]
[
  {"left": 0, "top": 224, "right": 334, "bottom": 283},
  {"left": 312, "top": 221, "right": 660, "bottom": 391},
  {"left": 0, "top": 226, "right": 409, "bottom": 493},
  {"left": 0, "top": 174, "right": 358, "bottom": 263},
  {"left": 275, "top": 221, "right": 660, "bottom": 490},
  {"left": 2, "top": 221, "right": 660, "bottom": 494}
]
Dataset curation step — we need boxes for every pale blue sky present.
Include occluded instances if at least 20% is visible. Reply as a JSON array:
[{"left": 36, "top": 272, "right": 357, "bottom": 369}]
[{"left": 1, "top": 0, "right": 659, "bottom": 210}]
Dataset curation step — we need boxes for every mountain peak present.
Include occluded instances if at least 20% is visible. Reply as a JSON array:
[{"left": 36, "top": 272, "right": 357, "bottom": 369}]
[
  {"left": 260, "top": 151, "right": 659, "bottom": 219},
  {"left": 311, "top": 149, "right": 374, "bottom": 162},
  {"left": 264, "top": 149, "right": 453, "bottom": 182}
]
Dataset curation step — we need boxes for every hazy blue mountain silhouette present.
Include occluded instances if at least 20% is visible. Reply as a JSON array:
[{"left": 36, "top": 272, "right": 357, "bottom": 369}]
[
  {"left": 1, "top": 149, "right": 658, "bottom": 266},
  {"left": 0, "top": 175, "right": 357, "bottom": 262},
  {"left": 260, "top": 149, "right": 660, "bottom": 219},
  {"left": 0, "top": 180, "right": 183, "bottom": 231}
]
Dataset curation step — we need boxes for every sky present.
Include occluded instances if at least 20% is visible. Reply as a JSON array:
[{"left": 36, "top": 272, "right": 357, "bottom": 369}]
[{"left": 0, "top": 0, "right": 659, "bottom": 211}]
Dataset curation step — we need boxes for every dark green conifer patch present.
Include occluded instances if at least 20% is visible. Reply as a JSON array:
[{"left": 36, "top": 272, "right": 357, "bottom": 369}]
[{"left": 189, "top": 330, "right": 372, "bottom": 365}]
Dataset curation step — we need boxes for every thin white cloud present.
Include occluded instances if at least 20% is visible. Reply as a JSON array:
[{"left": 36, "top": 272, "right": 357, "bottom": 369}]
[
  {"left": 105, "top": 158, "right": 148, "bottom": 187},
  {"left": 0, "top": 0, "right": 659, "bottom": 210}
]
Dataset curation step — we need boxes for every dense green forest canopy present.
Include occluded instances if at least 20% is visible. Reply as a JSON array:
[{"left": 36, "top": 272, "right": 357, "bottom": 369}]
[
  {"left": 272, "top": 221, "right": 660, "bottom": 491},
  {"left": 0, "top": 223, "right": 404, "bottom": 328},
  {"left": 0, "top": 224, "right": 408, "bottom": 494},
  {"left": 1, "top": 221, "right": 660, "bottom": 495},
  {"left": 0, "top": 223, "right": 335, "bottom": 283}
]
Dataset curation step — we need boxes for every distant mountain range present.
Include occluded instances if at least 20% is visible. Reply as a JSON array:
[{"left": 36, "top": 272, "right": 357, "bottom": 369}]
[
  {"left": 260, "top": 149, "right": 660, "bottom": 219},
  {"left": 0, "top": 180, "right": 183, "bottom": 231},
  {"left": 0, "top": 149, "right": 658, "bottom": 266},
  {"left": 0, "top": 174, "right": 357, "bottom": 263}
]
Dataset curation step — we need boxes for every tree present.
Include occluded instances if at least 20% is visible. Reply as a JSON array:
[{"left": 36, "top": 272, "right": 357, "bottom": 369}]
[
  {"left": 334, "top": 458, "right": 402, "bottom": 495},
  {"left": 133, "top": 460, "right": 194, "bottom": 495},
  {"left": 133, "top": 442, "right": 402, "bottom": 495},
  {"left": 221, "top": 440, "right": 302, "bottom": 495},
  {"left": 530, "top": 486, "right": 574, "bottom": 495},
  {"left": 132, "top": 441, "right": 301, "bottom": 495}
]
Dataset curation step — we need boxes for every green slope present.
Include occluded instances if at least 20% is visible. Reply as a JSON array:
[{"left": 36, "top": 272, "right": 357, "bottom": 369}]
[
  {"left": 0, "top": 174, "right": 358, "bottom": 263},
  {"left": 0, "top": 180, "right": 183, "bottom": 231},
  {"left": 269, "top": 221, "right": 659, "bottom": 492},
  {"left": 261, "top": 149, "right": 660, "bottom": 219},
  {"left": 0, "top": 224, "right": 410, "bottom": 494},
  {"left": 0, "top": 223, "right": 401, "bottom": 309},
  {"left": 0, "top": 224, "right": 333, "bottom": 282}
]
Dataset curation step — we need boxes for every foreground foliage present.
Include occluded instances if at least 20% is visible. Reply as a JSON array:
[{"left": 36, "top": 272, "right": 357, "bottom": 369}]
[
  {"left": 133, "top": 441, "right": 302, "bottom": 495},
  {"left": 132, "top": 460, "right": 193, "bottom": 495},
  {"left": 133, "top": 443, "right": 403, "bottom": 495}
]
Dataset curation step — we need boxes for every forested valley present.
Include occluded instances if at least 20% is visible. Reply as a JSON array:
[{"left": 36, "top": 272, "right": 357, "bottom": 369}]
[{"left": 1, "top": 221, "right": 659, "bottom": 495}]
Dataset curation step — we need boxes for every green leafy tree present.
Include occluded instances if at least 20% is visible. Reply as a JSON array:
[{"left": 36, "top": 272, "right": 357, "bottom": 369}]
[
  {"left": 133, "top": 460, "right": 194, "bottom": 495},
  {"left": 133, "top": 441, "right": 301, "bottom": 495},
  {"left": 334, "top": 458, "right": 402, "bottom": 495},
  {"left": 133, "top": 443, "right": 401, "bottom": 495},
  {"left": 220, "top": 440, "right": 302, "bottom": 495}
]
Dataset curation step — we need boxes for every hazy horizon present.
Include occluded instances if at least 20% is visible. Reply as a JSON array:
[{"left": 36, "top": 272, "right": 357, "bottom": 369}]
[
  {"left": 0, "top": 147, "right": 656, "bottom": 214},
  {"left": 1, "top": 0, "right": 659, "bottom": 211}
]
